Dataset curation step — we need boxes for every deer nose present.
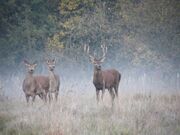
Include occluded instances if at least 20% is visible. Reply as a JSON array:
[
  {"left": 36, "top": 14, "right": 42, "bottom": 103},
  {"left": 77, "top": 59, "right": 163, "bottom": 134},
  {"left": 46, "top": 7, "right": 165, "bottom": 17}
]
[
  {"left": 97, "top": 65, "right": 101, "bottom": 69},
  {"left": 29, "top": 69, "right": 33, "bottom": 72}
]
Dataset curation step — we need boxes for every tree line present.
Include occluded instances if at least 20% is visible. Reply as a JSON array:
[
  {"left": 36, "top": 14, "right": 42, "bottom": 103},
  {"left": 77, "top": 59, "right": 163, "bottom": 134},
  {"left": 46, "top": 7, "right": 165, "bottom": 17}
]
[{"left": 0, "top": 0, "right": 179, "bottom": 75}]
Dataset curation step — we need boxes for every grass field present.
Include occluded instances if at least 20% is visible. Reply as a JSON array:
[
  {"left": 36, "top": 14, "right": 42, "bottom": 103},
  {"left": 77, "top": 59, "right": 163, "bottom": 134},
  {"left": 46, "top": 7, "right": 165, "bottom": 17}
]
[{"left": 0, "top": 91, "right": 180, "bottom": 135}]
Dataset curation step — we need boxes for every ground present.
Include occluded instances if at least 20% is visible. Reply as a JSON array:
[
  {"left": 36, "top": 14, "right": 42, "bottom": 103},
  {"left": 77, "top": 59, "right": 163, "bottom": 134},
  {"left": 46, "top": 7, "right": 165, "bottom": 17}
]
[{"left": 0, "top": 91, "right": 180, "bottom": 135}]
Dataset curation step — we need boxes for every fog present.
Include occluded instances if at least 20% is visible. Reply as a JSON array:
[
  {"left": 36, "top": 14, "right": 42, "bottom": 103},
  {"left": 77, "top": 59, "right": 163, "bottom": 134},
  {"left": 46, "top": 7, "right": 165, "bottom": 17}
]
[
  {"left": 0, "top": 0, "right": 179, "bottom": 99},
  {"left": 1, "top": 50, "right": 179, "bottom": 99}
]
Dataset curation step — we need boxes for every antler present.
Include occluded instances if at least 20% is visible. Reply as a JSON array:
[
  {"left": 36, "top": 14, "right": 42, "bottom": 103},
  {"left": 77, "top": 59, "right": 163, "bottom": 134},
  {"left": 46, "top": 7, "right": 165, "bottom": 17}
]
[
  {"left": 84, "top": 44, "right": 95, "bottom": 62},
  {"left": 99, "top": 44, "right": 107, "bottom": 62},
  {"left": 84, "top": 43, "right": 108, "bottom": 63}
]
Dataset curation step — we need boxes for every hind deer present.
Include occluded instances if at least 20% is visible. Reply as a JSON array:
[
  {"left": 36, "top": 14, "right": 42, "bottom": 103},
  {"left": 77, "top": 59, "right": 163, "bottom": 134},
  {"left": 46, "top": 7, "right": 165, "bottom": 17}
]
[
  {"left": 22, "top": 60, "right": 47, "bottom": 104},
  {"left": 46, "top": 59, "right": 60, "bottom": 102},
  {"left": 84, "top": 44, "right": 121, "bottom": 108}
]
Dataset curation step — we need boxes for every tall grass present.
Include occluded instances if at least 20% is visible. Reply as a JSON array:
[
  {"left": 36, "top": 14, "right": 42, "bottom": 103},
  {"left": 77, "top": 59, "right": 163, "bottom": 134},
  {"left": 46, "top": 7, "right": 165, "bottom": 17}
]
[{"left": 0, "top": 91, "right": 180, "bottom": 135}]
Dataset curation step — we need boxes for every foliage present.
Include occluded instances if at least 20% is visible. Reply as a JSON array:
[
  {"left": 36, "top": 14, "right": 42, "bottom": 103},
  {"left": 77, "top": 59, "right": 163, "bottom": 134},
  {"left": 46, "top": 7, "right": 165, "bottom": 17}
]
[{"left": 0, "top": 0, "right": 179, "bottom": 74}]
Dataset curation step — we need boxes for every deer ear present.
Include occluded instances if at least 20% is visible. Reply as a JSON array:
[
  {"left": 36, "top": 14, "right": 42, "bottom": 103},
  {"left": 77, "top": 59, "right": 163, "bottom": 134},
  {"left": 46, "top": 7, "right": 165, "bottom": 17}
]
[
  {"left": 23, "top": 60, "right": 30, "bottom": 66},
  {"left": 32, "top": 61, "right": 37, "bottom": 67},
  {"left": 34, "top": 63, "right": 37, "bottom": 67},
  {"left": 89, "top": 57, "right": 95, "bottom": 64},
  {"left": 33, "top": 61, "right": 37, "bottom": 65}
]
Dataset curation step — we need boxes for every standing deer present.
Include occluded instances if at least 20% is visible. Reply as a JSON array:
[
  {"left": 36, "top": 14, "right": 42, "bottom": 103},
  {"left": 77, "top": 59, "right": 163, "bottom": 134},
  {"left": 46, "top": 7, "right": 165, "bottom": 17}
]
[
  {"left": 22, "top": 60, "right": 47, "bottom": 104},
  {"left": 84, "top": 44, "right": 121, "bottom": 107},
  {"left": 46, "top": 59, "right": 60, "bottom": 102}
]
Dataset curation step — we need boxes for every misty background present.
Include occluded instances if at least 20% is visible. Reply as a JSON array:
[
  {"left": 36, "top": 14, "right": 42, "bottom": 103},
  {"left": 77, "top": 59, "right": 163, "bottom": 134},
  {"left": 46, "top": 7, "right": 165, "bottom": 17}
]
[{"left": 0, "top": 0, "right": 179, "bottom": 98}]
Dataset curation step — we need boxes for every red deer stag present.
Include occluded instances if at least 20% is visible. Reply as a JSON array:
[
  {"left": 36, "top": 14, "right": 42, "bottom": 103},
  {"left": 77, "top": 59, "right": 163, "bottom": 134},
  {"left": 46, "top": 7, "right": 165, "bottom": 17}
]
[
  {"left": 46, "top": 59, "right": 60, "bottom": 102},
  {"left": 84, "top": 44, "right": 121, "bottom": 107},
  {"left": 23, "top": 60, "right": 47, "bottom": 104}
]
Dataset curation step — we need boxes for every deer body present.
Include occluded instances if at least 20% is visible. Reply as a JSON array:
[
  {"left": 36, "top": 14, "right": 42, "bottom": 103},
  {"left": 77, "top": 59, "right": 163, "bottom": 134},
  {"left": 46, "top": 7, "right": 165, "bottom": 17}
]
[
  {"left": 93, "top": 69, "right": 120, "bottom": 90},
  {"left": 22, "top": 61, "right": 46, "bottom": 103},
  {"left": 93, "top": 68, "right": 121, "bottom": 105},
  {"left": 23, "top": 73, "right": 37, "bottom": 98},
  {"left": 46, "top": 59, "right": 60, "bottom": 102}
]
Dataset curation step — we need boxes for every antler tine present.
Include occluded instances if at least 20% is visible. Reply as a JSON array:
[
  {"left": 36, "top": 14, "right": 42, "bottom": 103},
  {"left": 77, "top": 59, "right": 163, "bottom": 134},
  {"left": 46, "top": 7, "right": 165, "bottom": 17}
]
[
  {"left": 100, "top": 44, "right": 107, "bottom": 59},
  {"left": 84, "top": 44, "right": 89, "bottom": 53},
  {"left": 84, "top": 44, "right": 95, "bottom": 60}
]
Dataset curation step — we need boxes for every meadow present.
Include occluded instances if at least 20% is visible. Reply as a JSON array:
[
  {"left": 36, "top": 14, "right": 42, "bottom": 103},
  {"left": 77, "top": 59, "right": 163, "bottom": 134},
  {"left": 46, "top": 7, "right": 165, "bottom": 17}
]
[{"left": 0, "top": 90, "right": 180, "bottom": 135}]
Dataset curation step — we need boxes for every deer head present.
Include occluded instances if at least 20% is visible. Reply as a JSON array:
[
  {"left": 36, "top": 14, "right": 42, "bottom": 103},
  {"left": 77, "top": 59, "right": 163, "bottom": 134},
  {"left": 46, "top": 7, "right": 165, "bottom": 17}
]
[
  {"left": 23, "top": 60, "right": 37, "bottom": 74},
  {"left": 46, "top": 59, "right": 56, "bottom": 71},
  {"left": 84, "top": 44, "right": 107, "bottom": 70}
]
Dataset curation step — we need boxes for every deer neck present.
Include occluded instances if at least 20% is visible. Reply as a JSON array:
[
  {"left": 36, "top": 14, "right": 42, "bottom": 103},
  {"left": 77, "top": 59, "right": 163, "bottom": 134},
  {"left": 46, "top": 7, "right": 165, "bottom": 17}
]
[
  {"left": 49, "top": 70, "right": 56, "bottom": 80},
  {"left": 27, "top": 72, "right": 33, "bottom": 78},
  {"left": 93, "top": 68, "right": 103, "bottom": 83}
]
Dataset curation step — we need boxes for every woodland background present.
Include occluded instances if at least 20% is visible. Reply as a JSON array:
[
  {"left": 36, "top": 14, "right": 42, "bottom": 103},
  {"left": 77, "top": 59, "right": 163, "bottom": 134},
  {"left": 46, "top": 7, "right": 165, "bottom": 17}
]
[{"left": 0, "top": 0, "right": 179, "bottom": 91}]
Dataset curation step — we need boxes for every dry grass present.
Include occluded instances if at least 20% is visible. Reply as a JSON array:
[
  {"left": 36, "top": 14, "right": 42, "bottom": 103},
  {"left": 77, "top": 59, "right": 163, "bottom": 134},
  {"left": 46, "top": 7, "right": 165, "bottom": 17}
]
[{"left": 0, "top": 91, "right": 180, "bottom": 135}]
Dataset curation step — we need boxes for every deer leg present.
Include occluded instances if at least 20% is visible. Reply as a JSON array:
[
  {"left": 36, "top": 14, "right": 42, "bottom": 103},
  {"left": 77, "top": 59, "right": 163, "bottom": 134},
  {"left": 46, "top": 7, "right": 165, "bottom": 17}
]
[
  {"left": 101, "top": 83, "right": 105, "bottom": 101},
  {"left": 26, "top": 95, "right": 30, "bottom": 104},
  {"left": 44, "top": 92, "right": 47, "bottom": 103},
  {"left": 32, "top": 94, "right": 36, "bottom": 102},
  {"left": 38, "top": 93, "right": 43, "bottom": 100},
  {"left": 114, "top": 84, "right": 119, "bottom": 98},
  {"left": 96, "top": 89, "right": 100, "bottom": 104},
  {"left": 41, "top": 90, "right": 47, "bottom": 103},
  {"left": 101, "top": 89, "right": 105, "bottom": 101},
  {"left": 109, "top": 88, "right": 115, "bottom": 108},
  {"left": 48, "top": 92, "right": 52, "bottom": 103},
  {"left": 29, "top": 95, "right": 35, "bottom": 106},
  {"left": 55, "top": 91, "right": 59, "bottom": 102},
  {"left": 48, "top": 92, "right": 51, "bottom": 103}
]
